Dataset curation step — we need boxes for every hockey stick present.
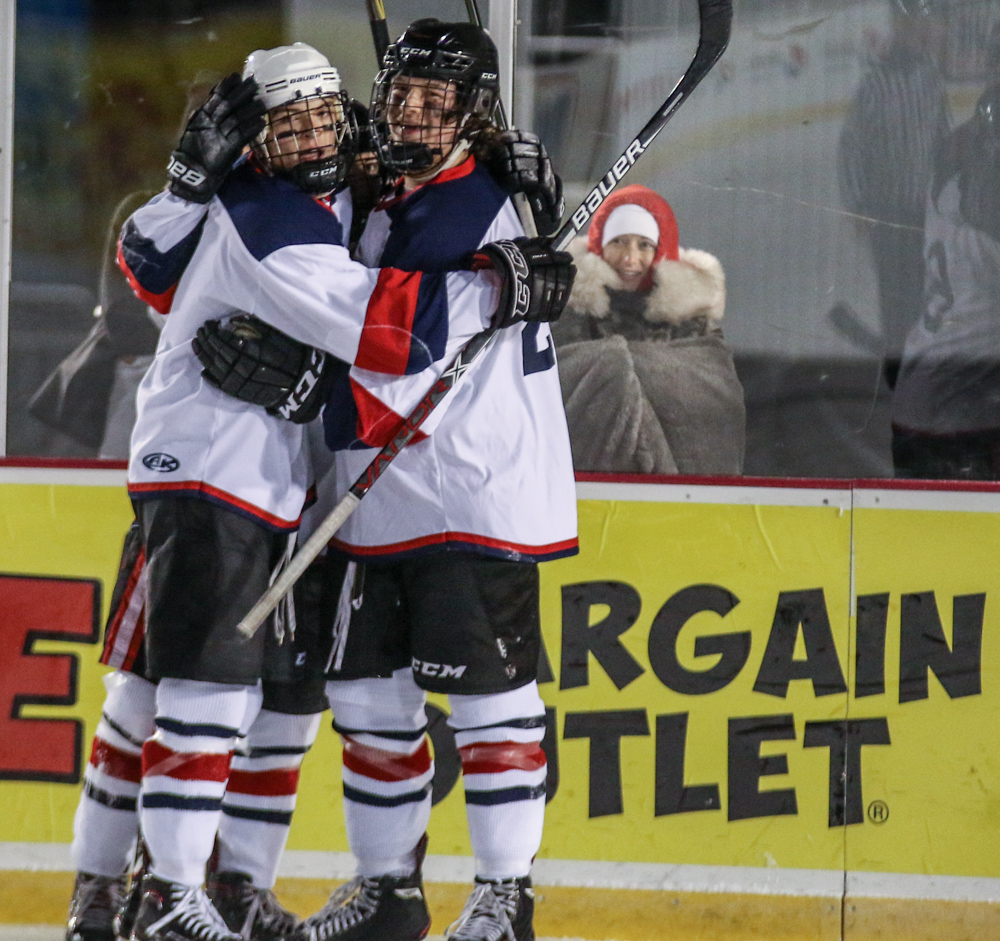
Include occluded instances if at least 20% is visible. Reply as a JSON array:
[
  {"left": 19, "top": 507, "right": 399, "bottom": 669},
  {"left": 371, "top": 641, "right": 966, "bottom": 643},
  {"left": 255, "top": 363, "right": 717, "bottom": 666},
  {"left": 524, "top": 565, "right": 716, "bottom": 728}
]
[
  {"left": 551, "top": 0, "right": 732, "bottom": 252},
  {"left": 364, "top": 0, "right": 390, "bottom": 66},
  {"left": 237, "top": 0, "right": 732, "bottom": 638},
  {"left": 237, "top": 328, "right": 500, "bottom": 638}
]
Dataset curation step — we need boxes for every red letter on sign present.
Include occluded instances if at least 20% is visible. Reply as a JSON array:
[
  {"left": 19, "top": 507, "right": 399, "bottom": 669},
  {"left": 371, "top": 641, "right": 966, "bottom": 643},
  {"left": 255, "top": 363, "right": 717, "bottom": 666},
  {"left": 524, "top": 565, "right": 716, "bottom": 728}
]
[{"left": 0, "top": 574, "right": 100, "bottom": 782}]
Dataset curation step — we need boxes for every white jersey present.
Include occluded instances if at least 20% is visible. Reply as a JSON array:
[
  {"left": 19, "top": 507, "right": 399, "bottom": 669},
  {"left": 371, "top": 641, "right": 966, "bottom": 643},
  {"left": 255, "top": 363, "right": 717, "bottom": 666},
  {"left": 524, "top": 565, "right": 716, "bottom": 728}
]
[
  {"left": 892, "top": 175, "right": 1000, "bottom": 435},
  {"left": 325, "top": 157, "right": 578, "bottom": 562},
  {"left": 120, "top": 161, "right": 494, "bottom": 530}
]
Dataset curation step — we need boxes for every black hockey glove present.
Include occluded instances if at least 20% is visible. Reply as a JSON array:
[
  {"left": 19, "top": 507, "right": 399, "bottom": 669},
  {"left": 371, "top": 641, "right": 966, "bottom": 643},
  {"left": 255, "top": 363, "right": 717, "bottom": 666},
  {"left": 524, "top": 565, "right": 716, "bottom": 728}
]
[
  {"left": 167, "top": 73, "right": 266, "bottom": 204},
  {"left": 485, "top": 130, "right": 565, "bottom": 237},
  {"left": 473, "top": 237, "right": 576, "bottom": 329},
  {"left": 192, "top": 315, "right": 346, "bottom": 423}
]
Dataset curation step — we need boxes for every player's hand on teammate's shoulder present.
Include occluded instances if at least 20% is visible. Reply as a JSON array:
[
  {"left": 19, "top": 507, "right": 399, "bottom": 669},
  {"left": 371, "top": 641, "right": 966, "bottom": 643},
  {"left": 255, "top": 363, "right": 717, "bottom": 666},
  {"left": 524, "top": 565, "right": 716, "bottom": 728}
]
[
  {"left": 473, "top": 236, "right": 577, "bottom": 329},
  {"left": 192, "top": 314, "right": 345, "bottom": 423},
  {"left": 167, "top": 72, "right": 266, "bottom": 204},
  {"left": 484, "top": 129, "right": 565, "bottom": 237}
]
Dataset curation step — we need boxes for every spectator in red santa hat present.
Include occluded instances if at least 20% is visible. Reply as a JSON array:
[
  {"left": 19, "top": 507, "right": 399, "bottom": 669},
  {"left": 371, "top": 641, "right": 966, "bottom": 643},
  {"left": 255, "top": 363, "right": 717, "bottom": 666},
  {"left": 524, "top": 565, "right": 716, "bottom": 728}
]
[{"left": 553, "top": 183, "right": 745, "bottom": 475}]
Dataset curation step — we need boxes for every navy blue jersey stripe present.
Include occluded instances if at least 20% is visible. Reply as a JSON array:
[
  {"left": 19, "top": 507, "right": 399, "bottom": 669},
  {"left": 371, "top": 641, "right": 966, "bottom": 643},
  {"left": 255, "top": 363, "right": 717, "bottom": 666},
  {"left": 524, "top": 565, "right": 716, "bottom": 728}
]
[
  {"left": 102, "top": 712, "right": 147, "bottom": 750},
  {"left": 379, "top": 163, "right": 509, "bottom": 271},
  {"left": 246, "top": 745, "right": 310, "bottom": 758},
  {"left": 128, "top": 487, "right": 301, "bottom": 534},
  {"left": 219, "top": 163, "right": 346, "bottom": 261},
  {"left": 322, "top": 373, "right": 362, "bottom": 452},
  {"left": 155, "top": 717, "right": 240, "bottom": 739},
  {"left": 342, "top": 783, "right": 431, "bottom": 807},
  {"left": 464, "top": 783, "right": 547, "bottom": 806},
  {"left": 119, "top": 215, "right": 206, "bottom": 297},
  {"left": 331, "top": 539, "right": 580, "bottom": 564},
  {"left": 406, "top": 273, "right": 450, "bottom": 373},
  {"left": 142, "top": 793, "right": 223, "bottom": 812},
  {"left": 332, "top": 722, "right": 428, "bottom": 741},
  {"left": 221, "top": 805, "right": 294, "bottom": 826},
  {"left": 83, "top": 781, "right": 138, "bottom": 813},
  {"left": 458, "top": 716, "right": 547, "bottom": 733}
]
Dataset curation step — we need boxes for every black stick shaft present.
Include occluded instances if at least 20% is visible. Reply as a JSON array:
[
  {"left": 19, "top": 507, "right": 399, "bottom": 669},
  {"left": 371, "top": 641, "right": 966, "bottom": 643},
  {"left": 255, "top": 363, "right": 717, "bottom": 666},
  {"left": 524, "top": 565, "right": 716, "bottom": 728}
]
[
  {"left": 365, "top": 0, "right": 390, "bottom": 66},
  {"left": 552, "top": 0, "right": 733, "bottom": 251}
]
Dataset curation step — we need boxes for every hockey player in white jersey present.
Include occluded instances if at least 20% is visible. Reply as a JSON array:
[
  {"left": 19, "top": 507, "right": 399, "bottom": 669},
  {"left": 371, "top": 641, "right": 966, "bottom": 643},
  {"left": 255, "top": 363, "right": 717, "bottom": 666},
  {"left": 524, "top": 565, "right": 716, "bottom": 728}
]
[
  {"left": 196, "top": 20, "right": 578, "bottom": 941},
  {"left": 75, "top": 38, "right": 572, "bottom": 941}
]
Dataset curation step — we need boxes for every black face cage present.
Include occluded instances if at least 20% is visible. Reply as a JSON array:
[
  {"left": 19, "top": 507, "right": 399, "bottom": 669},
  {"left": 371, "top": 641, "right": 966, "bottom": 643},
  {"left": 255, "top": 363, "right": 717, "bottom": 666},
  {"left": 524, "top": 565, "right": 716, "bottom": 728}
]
[
  {"left": 253, "top": 92, "right": 359, "bottom": 194},
  {"left": 369, "top": 67, "right": 498, "bottom": 176}
]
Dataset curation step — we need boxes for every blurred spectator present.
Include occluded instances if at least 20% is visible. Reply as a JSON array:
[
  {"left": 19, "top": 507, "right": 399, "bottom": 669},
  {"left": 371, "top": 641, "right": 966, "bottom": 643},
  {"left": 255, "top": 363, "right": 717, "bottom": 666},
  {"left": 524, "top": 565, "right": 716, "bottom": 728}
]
[
  {"left": 837, "top": 0, "right": 952, "bottom": 386},
  {"left": 27, "top": 190, "right": 162, "bottom": 458},
  {"left": 891, "top": 79, "right": 1000, "bottom": 479},
  {"left": 552, "top": 184, "right": 745, "bottom": 476}
]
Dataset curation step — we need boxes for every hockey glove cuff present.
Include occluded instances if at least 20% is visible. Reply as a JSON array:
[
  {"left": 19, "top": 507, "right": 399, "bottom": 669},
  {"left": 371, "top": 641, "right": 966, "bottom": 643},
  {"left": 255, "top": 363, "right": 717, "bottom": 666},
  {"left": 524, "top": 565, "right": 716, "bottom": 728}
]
[
  {"left": 192, "top": 315, "right": 346, "bottom": 424},
  {"left": 487, "top": 130, "right": 565, "bottom": 237},
  {"left": 473, "top": 237, "right": 576, "bottom": 329}
]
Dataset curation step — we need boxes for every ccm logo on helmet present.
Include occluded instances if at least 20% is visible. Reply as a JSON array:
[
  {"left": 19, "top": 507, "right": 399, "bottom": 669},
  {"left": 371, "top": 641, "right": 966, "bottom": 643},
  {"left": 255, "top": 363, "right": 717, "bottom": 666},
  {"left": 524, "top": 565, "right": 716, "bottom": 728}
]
[
  {"left": 142, "top": 453, "right": 180, "bottom": 473},
  {"left": 411, "top": 657, "right": 467, "bottom": 679}
]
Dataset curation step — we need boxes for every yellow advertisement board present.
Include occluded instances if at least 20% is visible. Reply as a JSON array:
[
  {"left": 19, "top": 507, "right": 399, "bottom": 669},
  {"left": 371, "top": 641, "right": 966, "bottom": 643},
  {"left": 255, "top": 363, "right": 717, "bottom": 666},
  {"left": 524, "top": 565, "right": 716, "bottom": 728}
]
[{"left": 2, "top": 471, "right": 999, "bottom": 889}]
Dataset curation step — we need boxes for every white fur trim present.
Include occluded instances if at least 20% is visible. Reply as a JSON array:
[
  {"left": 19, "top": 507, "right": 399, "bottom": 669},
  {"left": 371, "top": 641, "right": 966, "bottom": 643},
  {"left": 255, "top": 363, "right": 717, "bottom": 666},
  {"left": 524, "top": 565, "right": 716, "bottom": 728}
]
[{"left": 568, "top": 238, "right": 725, "bottom": 324}]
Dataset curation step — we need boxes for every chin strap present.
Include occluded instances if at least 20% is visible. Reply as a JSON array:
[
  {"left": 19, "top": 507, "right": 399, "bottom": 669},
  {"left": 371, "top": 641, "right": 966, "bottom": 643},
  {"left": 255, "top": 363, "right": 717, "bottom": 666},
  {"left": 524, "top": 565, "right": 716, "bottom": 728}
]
[{"left": 403, "top": 139, "right": 471, "bottom": 187}]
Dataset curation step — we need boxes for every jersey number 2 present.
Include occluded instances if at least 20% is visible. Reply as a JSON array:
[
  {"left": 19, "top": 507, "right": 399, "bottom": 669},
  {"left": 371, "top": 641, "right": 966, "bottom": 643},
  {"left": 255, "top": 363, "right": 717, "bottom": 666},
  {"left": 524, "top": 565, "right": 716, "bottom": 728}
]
[{"left": 522, "top": 322, "right": 555, "bottom": 375}]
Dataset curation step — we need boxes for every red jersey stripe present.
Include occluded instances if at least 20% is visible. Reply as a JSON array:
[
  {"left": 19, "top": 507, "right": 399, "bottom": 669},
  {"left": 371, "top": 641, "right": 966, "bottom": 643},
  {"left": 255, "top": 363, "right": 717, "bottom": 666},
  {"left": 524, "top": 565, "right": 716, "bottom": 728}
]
[
  {"left": 350, "top": 378, "right": 428, "bottom": 449},
  {"left": 142, "top": 739, "right": 232, "bottom": 782},
  {"left": 330, "top": 531, "right": 579, "bottom": 558},
  {"left": 355, "top": 268, "right": 421, "bottom": 375},
  {"left": 127, "top": 480, "right": 301, "bottom": 531},
  {"left": 227, "top": 767, "right": 300, "bottom": 797},
  {"left": 117, "top": 241, "right": 177, "bottom": 315},
  {"left": 90, "top": 738, "right": 143, "bottom": 784},
  {"left": 459, "top": 742, "right": 547, "bottom": 776},
  {"left": 342, "top": 738, "right": 432, "bottom": 783}
]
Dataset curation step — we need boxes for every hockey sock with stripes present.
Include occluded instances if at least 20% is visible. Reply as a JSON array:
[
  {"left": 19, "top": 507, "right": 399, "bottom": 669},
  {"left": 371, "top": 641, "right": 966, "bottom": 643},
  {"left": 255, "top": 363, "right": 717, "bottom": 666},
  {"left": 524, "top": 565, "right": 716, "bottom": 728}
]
[
  {"left": 326, "top": 672, "right": 431, "bottom": 877},
  {"left": 72, "top": 671, "right": 157, "bottom": 877},
  {"left": 215, "top": 708, "right": 322, "bottom": 888},
  {"left": 449, "top": 683, "right": 547, "bottom": 880},
  {"left": 140, "top": 678, "right": 262, "bottom": 887}
]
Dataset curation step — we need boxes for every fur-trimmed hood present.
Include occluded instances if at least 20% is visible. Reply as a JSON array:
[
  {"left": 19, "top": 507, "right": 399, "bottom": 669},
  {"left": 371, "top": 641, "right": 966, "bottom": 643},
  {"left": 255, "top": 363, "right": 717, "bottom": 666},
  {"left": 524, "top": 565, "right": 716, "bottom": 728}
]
[{"left": 567, "top": 235, "right": 726, "bottom": 326}]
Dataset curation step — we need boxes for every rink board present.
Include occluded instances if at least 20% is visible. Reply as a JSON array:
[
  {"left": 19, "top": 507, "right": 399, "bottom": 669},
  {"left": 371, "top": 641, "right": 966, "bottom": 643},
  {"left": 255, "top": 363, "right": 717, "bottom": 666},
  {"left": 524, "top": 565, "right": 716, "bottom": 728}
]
[{"left": 1, "top": 467, "right": 1000, "bottom": 939}]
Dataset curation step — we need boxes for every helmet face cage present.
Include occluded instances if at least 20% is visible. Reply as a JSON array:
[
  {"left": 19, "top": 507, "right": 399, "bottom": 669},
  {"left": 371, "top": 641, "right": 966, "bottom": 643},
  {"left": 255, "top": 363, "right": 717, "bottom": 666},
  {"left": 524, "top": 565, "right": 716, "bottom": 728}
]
[
  {"left": 253, "top": 91, "right": 358, "bottom": 193},
  {"left": 370, "top": 23, "right": 500, "bottom": 176}
]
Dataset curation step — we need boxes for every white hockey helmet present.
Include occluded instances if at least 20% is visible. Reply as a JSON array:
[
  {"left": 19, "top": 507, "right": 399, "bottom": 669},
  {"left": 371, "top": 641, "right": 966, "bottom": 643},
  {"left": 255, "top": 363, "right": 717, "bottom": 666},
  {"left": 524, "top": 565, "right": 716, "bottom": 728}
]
[{"left": 243, "top": 43, "right": 358, "bottom": 193}]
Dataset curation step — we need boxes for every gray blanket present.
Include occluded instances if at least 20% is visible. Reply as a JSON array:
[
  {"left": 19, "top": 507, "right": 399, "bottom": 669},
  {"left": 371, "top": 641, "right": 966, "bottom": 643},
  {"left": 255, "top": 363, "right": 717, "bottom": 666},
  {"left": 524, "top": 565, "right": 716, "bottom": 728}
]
[{"left": 557, "top": 334, "right": 746, "bottom": 476}]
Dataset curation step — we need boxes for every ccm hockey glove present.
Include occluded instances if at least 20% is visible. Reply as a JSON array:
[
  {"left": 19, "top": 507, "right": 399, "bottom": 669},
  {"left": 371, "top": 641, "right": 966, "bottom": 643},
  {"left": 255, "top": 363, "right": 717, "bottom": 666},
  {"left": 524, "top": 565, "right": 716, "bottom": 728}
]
[
  {"left": 473, "top": 237, "right": 576, "bottom": 329},
  {"left": 486, "top": 130, "right": 565, "bottom": 237},
  {"left": 167, "top": 73, "right": 266, "bottom": 203},
  {"left": 192, "top": 315, "right": 346, "bottom": 423}
]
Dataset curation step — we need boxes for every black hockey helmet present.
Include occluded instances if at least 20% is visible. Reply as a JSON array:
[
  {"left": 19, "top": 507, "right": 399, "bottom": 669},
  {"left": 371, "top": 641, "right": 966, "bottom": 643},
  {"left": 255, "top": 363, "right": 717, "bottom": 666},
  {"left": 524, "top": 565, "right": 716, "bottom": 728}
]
[{"left": 370, "top": 19, "right": 501, "bottom": 177}]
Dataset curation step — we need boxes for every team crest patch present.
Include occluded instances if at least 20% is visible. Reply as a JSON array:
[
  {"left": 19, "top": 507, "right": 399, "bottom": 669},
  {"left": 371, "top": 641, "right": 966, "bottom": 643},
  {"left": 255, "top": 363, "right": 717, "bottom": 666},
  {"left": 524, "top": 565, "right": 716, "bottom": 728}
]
[{"left": 142, "top": 453, "right": 180, "bottom": 473}]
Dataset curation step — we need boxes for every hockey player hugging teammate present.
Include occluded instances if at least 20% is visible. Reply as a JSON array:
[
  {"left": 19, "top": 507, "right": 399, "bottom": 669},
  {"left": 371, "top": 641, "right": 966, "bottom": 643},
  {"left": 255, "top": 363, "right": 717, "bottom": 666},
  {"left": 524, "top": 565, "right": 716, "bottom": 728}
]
[
  {"left": 69, "top": 23, "right": 575, "bottom": 941},
  {"left": 192, "top": 19, "right": 578, "bottom": 941}
]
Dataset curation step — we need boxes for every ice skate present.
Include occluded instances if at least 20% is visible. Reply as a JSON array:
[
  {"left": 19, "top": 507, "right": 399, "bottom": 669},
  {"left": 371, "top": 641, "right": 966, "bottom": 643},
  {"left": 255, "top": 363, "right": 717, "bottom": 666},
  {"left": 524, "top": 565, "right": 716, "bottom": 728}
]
[
  {"left": 66, "top": 871, "right": 126, "bottom": 941},
  {"left": 207, "top": 871, "right": 303, "bottom": 941},
  {"left": 300, "top": 836, "right": 430, "bottom": 941},
  {"left": 445, "top": 876, "right": 535, "bottom": 941},
  {"left": 129, "top": 874, "right": 242, "bottom": 941}
]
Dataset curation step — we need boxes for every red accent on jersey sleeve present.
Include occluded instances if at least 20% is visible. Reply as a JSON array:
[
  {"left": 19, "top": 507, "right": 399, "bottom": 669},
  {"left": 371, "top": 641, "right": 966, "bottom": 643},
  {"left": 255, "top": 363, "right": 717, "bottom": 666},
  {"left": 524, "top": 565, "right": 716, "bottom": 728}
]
[
  {"left": 116, "top": 240, "right": 178, "bottom": 316},
  {"left": 355, "top": 268, "right": 422, "bottom": 375},
  {"left": 350, "top": 378, "right": 428, "bottom": 449}
]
